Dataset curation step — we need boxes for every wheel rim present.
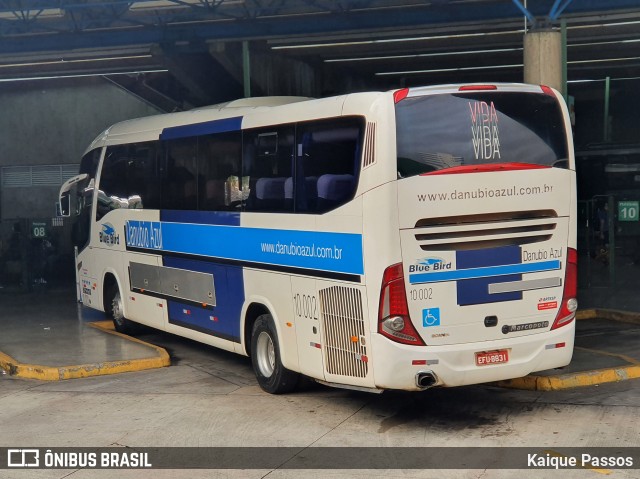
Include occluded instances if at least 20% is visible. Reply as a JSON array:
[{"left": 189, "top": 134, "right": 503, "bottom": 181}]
[
  {"left": 112, "top": 291, "right": 124, "bottom": 325},
  {"left": 256, "top": 331, "right": 276, "bottom": 378}
]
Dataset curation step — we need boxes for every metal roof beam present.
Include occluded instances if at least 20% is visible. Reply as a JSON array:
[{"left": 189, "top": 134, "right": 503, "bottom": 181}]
[
  {"left": 549, "top": 0, "right": 575, "bottom": 20},
  {"left": 0, "top": 1, "right": 639, "bottom": 54}
]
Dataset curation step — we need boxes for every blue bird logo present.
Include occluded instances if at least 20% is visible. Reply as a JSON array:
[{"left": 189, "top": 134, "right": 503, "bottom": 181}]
[{"left": 102, "top": 223, "right": 115, "bottom": 235}]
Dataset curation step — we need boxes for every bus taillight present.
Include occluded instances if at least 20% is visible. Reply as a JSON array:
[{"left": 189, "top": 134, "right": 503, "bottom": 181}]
[
  {"left": 552, "top": 248, "right": 578, "bottom": 330},
  {"left": 378, "top": 263, "right": 426, "bottom": 346}
]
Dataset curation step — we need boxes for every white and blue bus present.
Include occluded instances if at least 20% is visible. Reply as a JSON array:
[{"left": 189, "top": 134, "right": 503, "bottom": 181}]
[{"left": 60, "top": 84, "right": 577, "bottom": 394}]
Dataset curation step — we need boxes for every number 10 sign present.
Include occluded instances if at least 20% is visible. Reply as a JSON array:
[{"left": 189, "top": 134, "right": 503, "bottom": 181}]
[{"left": 618, "top": 201, "right": 639, "bottom": 222}]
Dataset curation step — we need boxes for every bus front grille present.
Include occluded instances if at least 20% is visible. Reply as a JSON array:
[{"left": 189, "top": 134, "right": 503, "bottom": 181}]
[
  {"left": 319, "top": 286, "right": 368, "bottom": 378},
  {"left": 413, "top": 210, "right": 559, "bottom": 251}
]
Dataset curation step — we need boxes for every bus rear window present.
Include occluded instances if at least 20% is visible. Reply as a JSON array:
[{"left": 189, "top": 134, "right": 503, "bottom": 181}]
[{"left": 395, "top": 92, "right": 569, "bottom": 178}]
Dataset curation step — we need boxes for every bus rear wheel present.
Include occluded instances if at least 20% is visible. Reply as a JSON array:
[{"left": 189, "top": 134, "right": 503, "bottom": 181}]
[
  {"left": 107, "top": 283, "right": 134, "bottom": 334},
  {"left": 251, "top": 314, "right": 299, "bottom": 394}
]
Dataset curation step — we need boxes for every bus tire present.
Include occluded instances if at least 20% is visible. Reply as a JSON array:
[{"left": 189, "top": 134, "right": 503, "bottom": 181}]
[
  {"left": 107, "top": 283, "right": 134, "bottom": 334},
  {"left": 251, "top": 314, "right": 299, "bottom": 394}
]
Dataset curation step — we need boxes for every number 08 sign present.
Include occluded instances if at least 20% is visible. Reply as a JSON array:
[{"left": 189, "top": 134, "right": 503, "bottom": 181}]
[
  {"left": 618, "top": 201, "right": 639, "bottom": 222},
  {"left": 31, "top": 222, "right": 48, "bottom": 238}
]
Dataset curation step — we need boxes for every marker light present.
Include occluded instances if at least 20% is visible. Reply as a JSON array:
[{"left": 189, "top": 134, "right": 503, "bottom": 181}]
[
  {"left": 551, "top": 248, "right": 578, "bottom": 330},
  {"left": 378, "top": 263, "right": 426, "bottom": 346},
  {"left": 458, "top": 84, "right": 497, "bottom": 91},
  {"left": 541, "top": 85, "right": 555, "bottom": 96},
  {"left": 394, "top": 88, "right": 410, "bottom": 103}
]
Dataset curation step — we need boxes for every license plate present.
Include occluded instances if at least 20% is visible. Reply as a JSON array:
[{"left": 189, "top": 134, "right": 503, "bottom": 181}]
[{"left": 475, "top": 349, "right": 509, "bottom": 366}]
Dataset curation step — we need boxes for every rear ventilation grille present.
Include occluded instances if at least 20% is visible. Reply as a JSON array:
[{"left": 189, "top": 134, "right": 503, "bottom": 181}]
[
  {"left": 319, "top": 286, "right": 368, "bottom": 378},
  {"left": 362, "top": 122, "right": 376, "bottom": 168},
  {"left": 414, "top": 210, "right": 558, "bottom": 251}
]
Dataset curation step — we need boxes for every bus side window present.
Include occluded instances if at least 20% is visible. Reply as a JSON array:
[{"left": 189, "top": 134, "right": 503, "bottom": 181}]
[
  {"left": 296, "top": 117, "right": 363, "bottom": 214},
  {"left": 198, "top": 131, "right": 241, "bottom": 211},
  {"left": 127, "top": 143, "right": 160, "bottom": 210},
  {"left": 97, "top": 146, "right": 128, "bottom": 221},
  {"left": 98, "top": 142, "right": 160, "bottom": 221},
  {"left": 242, "top": 126, "right": 294, "bottom": 213},
  {"left": 73, "top": 148, "right": 101, "bottom": 248},
  {"left": 162, "top": 137, "right": 198, "bottom": 211}
]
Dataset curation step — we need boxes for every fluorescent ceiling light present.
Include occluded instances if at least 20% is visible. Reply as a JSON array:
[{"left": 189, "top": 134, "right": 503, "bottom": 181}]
[
  {"left": 568, "top": 76, "right": 640, "bottom": 83},
  {"left": 272, "top": 30, "right": 524, "bottom": 50},
  {"left": 569, "top": 56, "right": 640, "bottom": 65},
  {"left": 376, "top": 63, "right": 523, "bottom": 76},
  {"left": 0, "top": 55, "right": 153, "bottom": 69},
  {"left": 327, "top": 38, "right": 640, "bottom": 65},
  {"left": 272, "top": 19, "right": 640, "bottom": 52},
  {"left": 325, "top": 47, "right": 521, "bottom": 63},
  {"left": 0, "top": 69, "right": 169, "bottom": 83},
  {"left": 376, "top": 56, "right": 640, "bottom": 76},
  {"left": 569, "top": 38, "right": 640, "bottom": 48}
]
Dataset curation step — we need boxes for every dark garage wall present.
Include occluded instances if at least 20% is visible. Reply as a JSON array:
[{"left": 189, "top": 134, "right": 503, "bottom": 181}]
[{"left": 0, "top": 77, "right": 161, "bottom": 221}]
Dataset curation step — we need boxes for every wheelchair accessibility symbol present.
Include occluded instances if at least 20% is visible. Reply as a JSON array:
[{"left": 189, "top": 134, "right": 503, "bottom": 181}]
[{"left": 422, "top": 308, "right": 440, "bottom": 327}]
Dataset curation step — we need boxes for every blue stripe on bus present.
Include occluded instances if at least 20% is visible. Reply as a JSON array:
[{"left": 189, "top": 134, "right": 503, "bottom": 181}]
[
  {"left": 164, "top": 256, "right": 244, "bottom": 342},
  {"left": 409, "top": 260, "right": 561, "bottom": 285},
  {"left": 126, "top": 220, "right": 364, "bottom": 275},
  {"left": 161, "top": 210, "right": 241, "bottom": 226},
  {"left": 160, "top": 211, "right": 244, "bottom": 342},
  {"left": 456, "top": 246, "right": 522, "bottom": 306},
  {"left": 160, "top": 116, "right": 242, "bottom": 141}
]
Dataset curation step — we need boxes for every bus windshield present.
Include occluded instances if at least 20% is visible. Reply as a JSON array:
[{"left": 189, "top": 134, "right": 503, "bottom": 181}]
[{"left": 396, "top": 91, "right": 569, "bottom": 178}]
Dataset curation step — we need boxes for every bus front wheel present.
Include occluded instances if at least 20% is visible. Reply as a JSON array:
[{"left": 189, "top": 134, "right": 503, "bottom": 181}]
[
  {"left": 250, "top": 314, "right": 299, "bottom": 394},
  {"left": 107, "top": 283, "right": 134, "bottom": 334}
]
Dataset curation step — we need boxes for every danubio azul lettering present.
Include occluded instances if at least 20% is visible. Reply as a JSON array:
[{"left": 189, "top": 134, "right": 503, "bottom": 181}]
[{"left": 126, "top": 221, "right": 163, "bottom": 250}]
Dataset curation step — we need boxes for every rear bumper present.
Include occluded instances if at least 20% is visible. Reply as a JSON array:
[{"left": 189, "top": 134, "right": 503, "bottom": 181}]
[{"left": 370, "top": 323, "right": 575, "bottom": 390}]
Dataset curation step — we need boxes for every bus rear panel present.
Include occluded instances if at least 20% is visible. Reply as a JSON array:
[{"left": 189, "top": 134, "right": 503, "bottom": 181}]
[{"left": 372, "top": 84, "right": 576, "bottom": 390}]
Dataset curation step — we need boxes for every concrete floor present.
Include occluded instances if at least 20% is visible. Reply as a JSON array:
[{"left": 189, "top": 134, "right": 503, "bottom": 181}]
[
  {"left": 1, "top": 337, "right": 640, "bottom": 478},
  {"left": 0, "top": 289, "right": 155, "bottom": 366},
  {"left": 1, "top": 289, "right": 640, "bottom": 478}
]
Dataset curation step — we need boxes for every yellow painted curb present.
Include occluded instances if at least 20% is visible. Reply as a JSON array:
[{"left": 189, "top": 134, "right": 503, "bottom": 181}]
[
  {"left": 494, "top": 310, "right": 640, "bottom": 391},
  {"left": 0, "top": 321, "right": 170, "bottom": 381},
  {"left": 495, "top": 364, "right": 640, "bottom": 391},
  {"left": 576, "top": 308, "right": 640, "bottom": 324},
  {"left": 575, "top": 309, "right": 598, "bottom": 320}
]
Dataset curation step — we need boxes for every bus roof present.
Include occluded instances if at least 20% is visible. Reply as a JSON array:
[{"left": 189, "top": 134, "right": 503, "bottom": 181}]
[
  {"left": 86, "top": 83, "right": 551, "bottom": 153},
  {"left": 90, "top": 95, "right": 326, "bottom": 150}
]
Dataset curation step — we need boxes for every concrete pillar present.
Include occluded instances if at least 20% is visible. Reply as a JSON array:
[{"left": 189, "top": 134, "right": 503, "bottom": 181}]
[{"left": 523, "top": 29, "right": 562, "bottom": 91}]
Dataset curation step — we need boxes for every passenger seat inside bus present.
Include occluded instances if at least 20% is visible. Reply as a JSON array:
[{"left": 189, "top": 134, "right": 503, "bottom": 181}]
[
  {"left": 316, "top": 174, "right": 354, "bottom": 211},
  {"left": 255, "top": 177, "right": 287, "bottom": 211},
  {"left": 284, "top": 176, "right": 318, "bottom": 211}
]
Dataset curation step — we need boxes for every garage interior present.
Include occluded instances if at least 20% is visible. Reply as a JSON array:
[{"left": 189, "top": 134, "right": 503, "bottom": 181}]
[{"left": 0, "top": 0, "right": 639, "bottom": 309}]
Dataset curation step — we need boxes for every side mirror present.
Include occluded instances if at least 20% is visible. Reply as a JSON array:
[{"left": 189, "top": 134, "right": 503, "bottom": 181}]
[
  {"left": 58, "top": 173, "right": 88, "bottom": 217},
  {"left": 58, "top": 191, "right": 71, "bottom": 217}
]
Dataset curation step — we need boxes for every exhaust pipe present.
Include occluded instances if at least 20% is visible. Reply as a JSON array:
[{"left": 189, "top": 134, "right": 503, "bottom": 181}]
[{"left": 416, "top": 371, "right": 438, "bottom": 390}]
